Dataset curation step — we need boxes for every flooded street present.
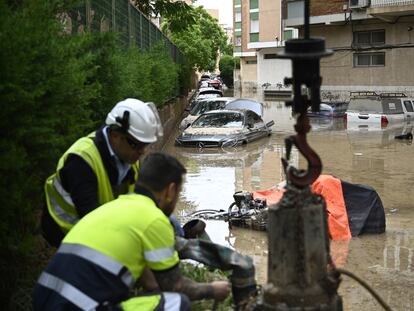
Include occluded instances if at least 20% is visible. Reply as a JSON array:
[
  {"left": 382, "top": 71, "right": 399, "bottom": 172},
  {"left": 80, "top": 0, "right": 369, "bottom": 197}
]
[{"left": 163, "top": 90, "right": 414, "bottom": 311}]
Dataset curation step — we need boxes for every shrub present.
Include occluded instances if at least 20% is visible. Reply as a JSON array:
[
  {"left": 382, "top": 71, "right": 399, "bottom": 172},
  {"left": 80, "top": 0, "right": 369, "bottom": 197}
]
[
  {"left": 219, "top": 55, "right": 235, "bottom": 88},
  {"left": 0, "top": 0, "right": 97, "bottom": 306}
]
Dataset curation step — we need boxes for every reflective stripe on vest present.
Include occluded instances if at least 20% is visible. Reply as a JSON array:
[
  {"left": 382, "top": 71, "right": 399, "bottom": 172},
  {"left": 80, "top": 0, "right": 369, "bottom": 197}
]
[
  {"left": 53, "top": 176, "right": 75, "bottom": 206},
  {"left": 144, "top": 246, "right": 175, "bottom": 263},
  {"left": 49, "top": 191, "right": 79, "bottom": 225},
  {"left": 163, "top": 293, "right": 182, "bottom": 311},
  {"left": 48, "top": 177, "right": 79, "bottom": 226},
  {"left": 58, "top": 243, "right": 134, "bottom": 288},
  {"left": 38, "top": 272, "right": 98, "bottom": 311}
]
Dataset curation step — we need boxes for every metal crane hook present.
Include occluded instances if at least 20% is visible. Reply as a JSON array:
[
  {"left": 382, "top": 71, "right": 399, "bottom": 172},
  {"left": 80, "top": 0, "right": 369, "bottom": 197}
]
[{"left": 282, "top": 113, "right": 322, "bottom": 188}]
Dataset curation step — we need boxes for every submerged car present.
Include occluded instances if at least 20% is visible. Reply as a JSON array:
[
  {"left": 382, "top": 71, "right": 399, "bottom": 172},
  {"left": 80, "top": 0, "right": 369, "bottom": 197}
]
[
  {"left": 189, "top": 88, "right": 224, "bottom": 111},
  {"left": 345, "top": 92, "right": 406, "bottom": 128},
  {"left": 307, "top": 102, "right": 349, "bottom": 118},
  {"left": 175, "top": 109, "right": 275, "bottom": 148},
  {"left": 179, "top": 97, "right": 236, "bottom": 130}
]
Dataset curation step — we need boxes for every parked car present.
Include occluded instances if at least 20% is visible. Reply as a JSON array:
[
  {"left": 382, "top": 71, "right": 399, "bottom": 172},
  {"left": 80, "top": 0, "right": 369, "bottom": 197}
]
[
  {"left": 198, "top": 74, "right": 211, "bottom": 88},
  {"left": 175, "top": 109, "right": 275, "bottom": 148},
  {"left": 189, "top": 88, "right": 224, "bottom": 110},
  {"left": 307, "top": 101, "right": 349, "bottom": 118},
  {"left": 208, "top": 78, "right": 223, "bottom": 90},
  {"left": 345, "top": 92, "right": 406, "bottom": 128},
  {"left": 179, "top": 97, "right": 235, "bottom": 130},
  {"left": 199, "top": 80, "right": 209, "bottom": 89}
]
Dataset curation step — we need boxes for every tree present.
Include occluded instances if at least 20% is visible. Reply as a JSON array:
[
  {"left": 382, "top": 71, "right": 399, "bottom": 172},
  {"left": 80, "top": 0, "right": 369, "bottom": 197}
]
[
  {"left": 131, "top": 0, "right": 196, "bottom": 32},
  {"left": 219, "top": 55, "right": 235, "bottom": 88},
  {"left": 221, "top": 41, "right": 233, "bottom": 56},
  {"left": 162, "top": 6, "right": 228, "bottom": 72}
]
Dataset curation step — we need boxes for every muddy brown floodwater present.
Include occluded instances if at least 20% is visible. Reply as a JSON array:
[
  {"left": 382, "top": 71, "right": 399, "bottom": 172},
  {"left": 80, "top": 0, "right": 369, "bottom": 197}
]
[{"left": 163, "top": 90, "right": 414, "bottom": 311}]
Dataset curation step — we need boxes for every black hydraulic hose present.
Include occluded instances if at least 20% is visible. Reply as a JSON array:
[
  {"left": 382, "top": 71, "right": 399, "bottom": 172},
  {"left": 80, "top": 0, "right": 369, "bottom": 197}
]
[
  {"left": 227, "top": 202, "right": 237, "bottom": 229},
  {"left": 336, "top": 268, "right": 394, "bottom": 311}
]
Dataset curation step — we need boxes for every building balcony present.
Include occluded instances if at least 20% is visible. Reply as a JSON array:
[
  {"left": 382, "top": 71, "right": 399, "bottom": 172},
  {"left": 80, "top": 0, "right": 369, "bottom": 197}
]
[
  {"left": 368, "top": 0, "right": 414, "bottom": 19},
  {"left": 370, "top": 0, "right": 414, "bottom": 8},
  {"left": 284, "top": 0, "right": 370, "bottom": 27}
]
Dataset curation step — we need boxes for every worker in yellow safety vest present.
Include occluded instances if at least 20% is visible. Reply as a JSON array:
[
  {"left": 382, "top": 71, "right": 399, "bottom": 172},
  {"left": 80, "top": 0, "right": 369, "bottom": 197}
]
[
  {"left": 41, "top": 98, "right": 164, "bottom": 247},
  {"left": 33, "top": 152, "right": 231, "bottom": 311}
]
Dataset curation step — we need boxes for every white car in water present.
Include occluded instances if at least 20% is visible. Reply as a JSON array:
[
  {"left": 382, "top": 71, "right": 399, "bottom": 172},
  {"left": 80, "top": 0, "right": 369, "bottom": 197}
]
[{"left": 345, "top": 92, "right": 406, "bottom": 129}]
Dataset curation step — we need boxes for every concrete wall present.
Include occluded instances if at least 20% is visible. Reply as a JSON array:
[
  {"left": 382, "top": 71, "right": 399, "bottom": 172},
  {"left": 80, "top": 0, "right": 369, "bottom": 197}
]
[
  {"left": 150, "top": 95, "right": 189, "bottom": 151},
  {"left": 256, "top": 47, "right": 292, "bottom": 87},
  {"left": 241, "top": 0, "right": 255, "bottom": 53},
  {"left": 314, "top": 16, "right": 414, "bottom": 98},
  {"left": 240, "top": 57, "right": 258, "bottom": 90},
  {"left": 260, "top": 0, "right": 282, "bottom": 42}
]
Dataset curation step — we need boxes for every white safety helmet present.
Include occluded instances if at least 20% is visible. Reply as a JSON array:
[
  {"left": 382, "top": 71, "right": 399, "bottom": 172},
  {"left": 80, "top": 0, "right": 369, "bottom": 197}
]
[{"left": 105, "top": 98, "right": 163, "bottom": 143}]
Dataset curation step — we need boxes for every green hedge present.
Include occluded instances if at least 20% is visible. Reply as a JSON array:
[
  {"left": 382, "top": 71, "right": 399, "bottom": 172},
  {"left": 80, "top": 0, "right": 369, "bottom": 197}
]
[
  {"left": 219, "top": 55, "right": 236, "bottom": 88},
  {"left": 0, "top": 0, "right": 184, "bottom": 307}
]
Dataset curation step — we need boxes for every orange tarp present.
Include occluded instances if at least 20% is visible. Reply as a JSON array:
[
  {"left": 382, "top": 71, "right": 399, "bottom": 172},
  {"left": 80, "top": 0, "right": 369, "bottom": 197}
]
[{"left": 253, "top": 175, "right": 352, "bottom": 241}]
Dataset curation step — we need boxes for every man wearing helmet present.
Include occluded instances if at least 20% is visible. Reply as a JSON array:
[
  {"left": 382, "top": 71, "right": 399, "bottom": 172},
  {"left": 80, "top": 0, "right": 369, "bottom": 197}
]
[
  {"left": 34, "top": 152, "right": 231, "bottom": 311},
  {"left": 41, "top": 98, "right": 163, "bottom": 247}
]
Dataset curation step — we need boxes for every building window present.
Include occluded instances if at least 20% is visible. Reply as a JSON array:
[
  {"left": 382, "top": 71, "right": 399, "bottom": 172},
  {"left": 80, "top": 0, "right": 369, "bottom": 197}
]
[
  {"left": 283, "top": 28, "right": 298, "bottom": 40},
  {"left": 235, "top": 12, "right": 241, "bottom": 22},
  {"left": 250, "top": 0, "right": 259, "bottom": 10},
  {"left": 264, "top": 53, "right": 278, "bottom": 59},
  {"left": 250, "top": 12, "right": 259, "bottom": 20},
  {"left": 235, "top": 22, "right": 242, "bottom": 31},
  {"left": 250, "top": 19, "right": 259, "bottom": 33},
  {"left": 250, "top": 33, "right": 259, "bottom": 42},
  {"left": 235, "top": 36, "right": 242, "bottom": 46},
  {"left": 246, "top": 60, "right": 257, "bottom": 64},
  {"left": 287, "top": 0, "right": 304, "bottom": 19},
  {"left": 235, "top": 0, "right": 241, "bottom": 5},
  {"left": 354, "top": 30, "right": 385, "bottom": 46},
  {"left": 353, "top": 53, "right": 385, "bottom": 67}
]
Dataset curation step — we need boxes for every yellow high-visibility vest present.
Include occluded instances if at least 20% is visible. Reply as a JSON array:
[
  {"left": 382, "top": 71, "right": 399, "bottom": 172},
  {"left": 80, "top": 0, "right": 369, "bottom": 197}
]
[
  {"left": 44, "top": 132, "right": 138, "bottom": 233},
  {"left": 63, "top": 193, "right": 179, "bottom": 279}
]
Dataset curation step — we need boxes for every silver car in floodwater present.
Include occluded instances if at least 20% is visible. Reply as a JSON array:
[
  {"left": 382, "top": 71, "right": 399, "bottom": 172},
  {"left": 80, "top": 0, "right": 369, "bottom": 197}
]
[
  {"left": 175, "top": 108, "right": 274, "bottom": 148},
  {"left": 179, "top": 97, "right": 236, "bottom": 130}
]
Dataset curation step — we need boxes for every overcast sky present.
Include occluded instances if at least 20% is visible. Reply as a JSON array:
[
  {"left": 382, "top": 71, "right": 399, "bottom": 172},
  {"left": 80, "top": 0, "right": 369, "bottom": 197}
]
[{"left": 194, "top": 0, "right": 233, "bottom": 27}]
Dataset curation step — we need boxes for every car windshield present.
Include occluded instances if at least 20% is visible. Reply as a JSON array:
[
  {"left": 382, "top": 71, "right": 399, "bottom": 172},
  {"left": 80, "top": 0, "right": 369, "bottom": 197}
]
[
  {"left": 190, "top": 100, "right": 226, "bottom": 115},
  {"left": 192, "top": 112, "right": 244, "bottom": 128}
]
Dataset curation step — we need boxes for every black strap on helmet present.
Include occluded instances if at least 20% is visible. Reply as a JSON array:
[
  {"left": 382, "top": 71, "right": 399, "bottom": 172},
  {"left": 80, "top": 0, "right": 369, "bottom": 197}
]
[{"left": 115, "top": 110, "right": 130, "bottom": 133}]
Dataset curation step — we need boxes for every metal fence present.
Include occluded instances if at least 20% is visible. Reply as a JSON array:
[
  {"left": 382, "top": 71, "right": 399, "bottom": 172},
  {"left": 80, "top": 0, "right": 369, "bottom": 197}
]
[{"left": 64, "top": 0, "right": 183, "bottom": 64}]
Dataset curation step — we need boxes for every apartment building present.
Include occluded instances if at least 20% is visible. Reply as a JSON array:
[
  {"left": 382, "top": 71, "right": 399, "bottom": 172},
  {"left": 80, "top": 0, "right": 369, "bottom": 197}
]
[
  {"left": 233, "top": 0, "right": 298, "bottom": 91},
  {"left": 283, "top": 0, "right": 414, "bottom": 99}
]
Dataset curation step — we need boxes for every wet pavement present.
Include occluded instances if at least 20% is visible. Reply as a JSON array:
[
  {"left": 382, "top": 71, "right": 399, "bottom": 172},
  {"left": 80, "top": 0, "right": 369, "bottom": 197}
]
[{"left": 163, "top": 90, "right": 414, "bottom": 311}]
